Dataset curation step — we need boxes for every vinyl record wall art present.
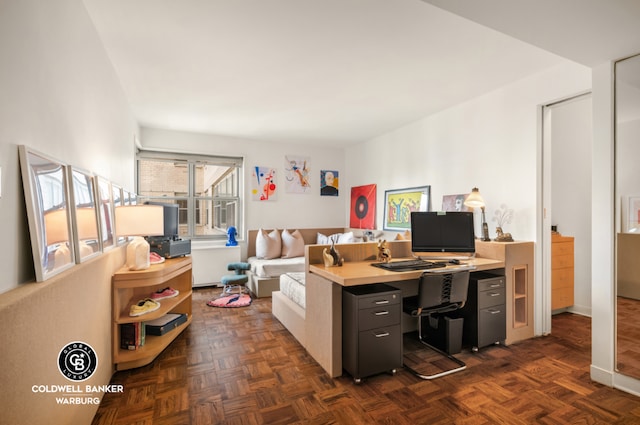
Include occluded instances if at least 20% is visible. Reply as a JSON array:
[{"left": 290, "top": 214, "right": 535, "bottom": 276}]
[{"left": 350, "top": 184, "right": 376, "bottom": 229}]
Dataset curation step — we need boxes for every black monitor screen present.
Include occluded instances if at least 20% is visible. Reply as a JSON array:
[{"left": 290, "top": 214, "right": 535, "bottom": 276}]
[
  {"left": 145, "top": 201, "right": 179, "bottom": 238},
  {"left": 410, "top": 211, "right": 475, "bottom": 253}
]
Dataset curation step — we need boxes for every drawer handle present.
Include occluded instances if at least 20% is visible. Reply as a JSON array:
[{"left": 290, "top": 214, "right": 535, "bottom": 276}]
[
  {"left": 489, "top": 284, "right": 502, "bottom": 288},
  {"left": 375, "top": 332, "right": 390, "bottom": 338},
  {"left": 374, "top": 300, "right": 390, "bottom": 305},
  {"left": 374, "top": 311, "right": 390, "bottom": 316},
  {"left": 489, "top": 293, "right": 501, "bottom": 297},
  {"left": 489, "top": 309, "right": 502, "bottom": 314}
]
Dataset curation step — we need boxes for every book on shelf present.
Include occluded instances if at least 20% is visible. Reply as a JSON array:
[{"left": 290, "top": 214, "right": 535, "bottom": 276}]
[{"left": 120, "top": 322, "right": 146, "bottom": 350}]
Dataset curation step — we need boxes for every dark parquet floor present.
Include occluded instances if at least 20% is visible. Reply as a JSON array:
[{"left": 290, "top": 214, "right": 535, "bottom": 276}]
[{"left": 92, "top": 287, "right": 640, "bottom": 425}]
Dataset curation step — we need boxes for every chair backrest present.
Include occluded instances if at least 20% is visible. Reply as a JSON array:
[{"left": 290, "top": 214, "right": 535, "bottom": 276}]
[{"left": 417, "top": 271, "right": 470, "bottom": 309}]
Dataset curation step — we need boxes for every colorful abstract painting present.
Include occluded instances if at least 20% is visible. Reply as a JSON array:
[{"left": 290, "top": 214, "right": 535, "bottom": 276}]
[
  {"left": 284, "top": 155, "right": 310, "bottom": 193},
  {"left": 251, "top": 166, "right": 277, "bottom": 201},
  {"left": 383, "top": 186, "right": 430, "bottom": 231}
]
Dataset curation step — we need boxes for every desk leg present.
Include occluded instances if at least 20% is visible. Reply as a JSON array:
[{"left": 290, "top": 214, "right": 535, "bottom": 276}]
[{"left": 305, "top": 273, "right": 343, "bottom": 377}]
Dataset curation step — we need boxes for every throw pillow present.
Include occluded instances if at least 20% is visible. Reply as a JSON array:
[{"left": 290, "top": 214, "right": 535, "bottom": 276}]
[
  {"left": 281, "top": 229, "right": 305, "bottom": 258},
  {"left": 256, "top": 228, "right": 282, "bottom": 259}
]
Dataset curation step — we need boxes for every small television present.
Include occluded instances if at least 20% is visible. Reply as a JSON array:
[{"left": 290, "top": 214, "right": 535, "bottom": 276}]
[
  {"left": 410, "top": 211, "right": 476, "bottom": 256},
  {"left": 144, "top": 201, "right": 179, "bottom": 240}
]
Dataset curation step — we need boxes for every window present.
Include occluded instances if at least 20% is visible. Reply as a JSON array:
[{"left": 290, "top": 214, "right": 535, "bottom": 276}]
[{"left": 136, "top": 150, "right": 243, "bottom": 240}]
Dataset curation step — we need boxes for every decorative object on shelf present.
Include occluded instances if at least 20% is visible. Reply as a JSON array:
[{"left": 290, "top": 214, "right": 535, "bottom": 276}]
[
  {"left": 377, "top": 239, "right": 391, "bottom": 262},
  {"left": 115, "top": 205, "right": 164, "bottom": 270},
  {"left": 383, "top": 186, "right": 430, "bottom": 231},
  {"left": 323, "top": 240, "right": 344, "bottom": 267},
  {"left": 226, "top": 226, "right": 238, "bottom": 246},
  {"left": 442, "top": 193, "right": 471, "bottom": 212},
  {"left": 464, "top": 187, "right": 491, "bottom": 241},
  {"left": 493, "top": 204, "right": 514, "bottom": 242},
  {"left": 129, "top": 298, "right": 161, "bottom": 317},
  {"left": 150, "top": 287, "right": 179, "bottom": 300}
]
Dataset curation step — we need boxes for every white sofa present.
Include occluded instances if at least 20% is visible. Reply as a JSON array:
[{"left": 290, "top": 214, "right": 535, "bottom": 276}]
[{"left": 245, "top": 227, "right": 345, "bottom": 297}]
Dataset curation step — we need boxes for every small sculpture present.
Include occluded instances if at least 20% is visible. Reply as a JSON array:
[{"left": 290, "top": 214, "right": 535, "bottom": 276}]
[
  {"left": 495, "top": 227, "right": 514, "bottom": 242},
  {"left": 226, "top": 226, "right": 238, "bottom": 246},
  {"left": 323, "top": 240, "right": 344, "bottom": 267},
  {"left": 377, "top": 239, "right": 391, "bottom": 262},
  {"left": 493, "top": 204, "right": 514, "bottom": 242}
]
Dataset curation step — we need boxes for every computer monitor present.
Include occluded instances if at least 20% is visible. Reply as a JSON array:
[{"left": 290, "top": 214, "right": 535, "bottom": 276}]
[
  {"left": 144, "top": 201, "right": 179, "bottom": 239},
  {"left": 410, "top": 211, "right": 476, "bottom": 256}
]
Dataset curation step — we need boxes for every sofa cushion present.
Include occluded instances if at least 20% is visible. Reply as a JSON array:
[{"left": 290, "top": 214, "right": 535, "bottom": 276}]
[
  {"left": 281, "top": 229, "right": 305, "bottom": 258},
  {"left": 317, "top": 231, "right": 355, "bottom": 245},
  {"left": 256, "top": 228, "right": 282, "bottom": 259}
]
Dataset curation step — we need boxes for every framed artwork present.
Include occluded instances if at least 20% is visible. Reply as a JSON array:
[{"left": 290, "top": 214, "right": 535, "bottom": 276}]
[
  {"left": 320, "top": 170, "right": 339, "bottom": 196},
  {"left": 350, "top": 184, "right": 376, "bottom": 229},
  {"left": 383, "top": 186, "right": 430, "bottom": 231},
  {"left": 18, "top": 145, "right": 76, "bottom": 281},
  {"left": 251, "top": 166, "right": 277, "bottom": 201},
  {"left": 442, "top": 193, "right": 471, "bottom": 212},
  {"left": 284, "top": 155, "right": 310, "bottom": 193}
]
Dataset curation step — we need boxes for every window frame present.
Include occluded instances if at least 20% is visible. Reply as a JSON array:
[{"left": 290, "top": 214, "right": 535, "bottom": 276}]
[{"left": 135, "top": 150, "right": 244, "bottom": 241}]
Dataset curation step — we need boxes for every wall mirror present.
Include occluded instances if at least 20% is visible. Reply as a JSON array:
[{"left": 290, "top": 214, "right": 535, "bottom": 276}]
[
  {"left": 112, "top": 183, "right": 125, "bottom": 245},
  {"left": 18, "top": 145, "right": 75, "bottom": 281},
  {"left": 69, "top": 167, "right": 101, "bottom": 263},
  {"left": 615, "top": 53, "right": 640, "bottom": 379},
  {"left": 96, "top": 176, "right": 115, "bottom": 251}
]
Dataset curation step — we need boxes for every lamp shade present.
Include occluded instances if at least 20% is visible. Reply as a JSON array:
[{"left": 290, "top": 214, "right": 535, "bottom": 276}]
[
  {"left": 115, "top": 205, "right": 164, "bottom": 237},
  {"left": 464, "top": 187, "right": 485, "bottom": 209},
  {"left": 76, "top": 207, "right": 99, "bottom": 240},
  {"left": 44, "top": 208, "right": 70, "bottom": 245}
]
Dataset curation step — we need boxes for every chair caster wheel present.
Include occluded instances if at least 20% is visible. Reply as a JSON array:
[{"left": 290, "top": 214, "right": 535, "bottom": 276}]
[
  {"left": 390, "top": 369, "right": 397, "bottom": 375},
  {"left": 354, "top": 378, "right": 362, "bottom": 384},
  {"left": 472, "top": 346, "right": 479, "bottom": 353}
]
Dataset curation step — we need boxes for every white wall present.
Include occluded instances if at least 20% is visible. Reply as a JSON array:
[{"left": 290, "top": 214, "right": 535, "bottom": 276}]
[
  {"left": 0, "top": 1, "right": 138, "bottom": 424},
  {"left": 140, "top": 127, "right": 346, "bottom": 257},
  {"left": 1, "top": 0, "right": 137, "bottom": 295},
  {"left": 550, "top": 95, "right": 593, "bottom": 315},
  {"left": 345, "top": 61, "right": 591, "bottom": 243}
]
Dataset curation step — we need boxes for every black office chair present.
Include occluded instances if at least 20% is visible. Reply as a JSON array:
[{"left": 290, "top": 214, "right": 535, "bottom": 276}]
[{"left": 403, "top": 270, "right": 470, "bottom": 380}]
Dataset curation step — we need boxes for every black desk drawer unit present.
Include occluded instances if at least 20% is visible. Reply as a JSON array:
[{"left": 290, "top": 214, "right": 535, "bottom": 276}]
[
  {"left": 457, "top": 272, "right": 506, "bottom": 352},
  {"left": 342, "top": 283, "right": 402, "bottom": 383}
]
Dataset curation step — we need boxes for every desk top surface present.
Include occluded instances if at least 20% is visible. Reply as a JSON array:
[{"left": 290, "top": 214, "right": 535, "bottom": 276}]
[{"left": 309, "top": 257, "right": 505, "bottom": 286}]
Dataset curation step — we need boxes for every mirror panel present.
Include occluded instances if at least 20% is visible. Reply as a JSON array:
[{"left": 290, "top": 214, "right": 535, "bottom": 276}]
[
  {"left": 69, "top": 167, "right": 101, "bottom": 263},
  {"left": 19, "top": 145, "right": 75, "bottom": 281},
  {"left": 96, "top": 176, "right": 115, "bottom": 251},
  {"left": 615, "top": 53, "right": 640, "bottom": 379}
]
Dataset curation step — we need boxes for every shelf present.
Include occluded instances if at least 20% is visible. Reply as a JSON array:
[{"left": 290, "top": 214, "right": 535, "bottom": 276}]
[
  {"left": 115, "top": 315, "right": 193, "bottom": 371},
  {"left": 112, "top": 256, "right": 193, "bottom": 371}
]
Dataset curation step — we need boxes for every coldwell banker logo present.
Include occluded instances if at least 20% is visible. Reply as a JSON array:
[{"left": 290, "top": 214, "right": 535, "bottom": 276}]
[{"left": 57, "top": 341, "right": 98, "bottom": 381}]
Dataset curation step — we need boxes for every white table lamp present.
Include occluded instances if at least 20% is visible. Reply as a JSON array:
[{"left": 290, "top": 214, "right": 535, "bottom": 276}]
[{"left": 115, "top": 205, "right": 164, "bottom": 270}]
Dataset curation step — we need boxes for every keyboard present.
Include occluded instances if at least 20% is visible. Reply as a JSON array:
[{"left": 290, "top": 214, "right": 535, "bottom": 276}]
[{"left": 371, "top": 259, "right": 447, "bottom": 272}]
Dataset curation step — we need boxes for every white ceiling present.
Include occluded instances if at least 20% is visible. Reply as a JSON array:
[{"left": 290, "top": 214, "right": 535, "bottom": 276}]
[{"left": 82, "top": 0, "right": 640, "bottom": 147}]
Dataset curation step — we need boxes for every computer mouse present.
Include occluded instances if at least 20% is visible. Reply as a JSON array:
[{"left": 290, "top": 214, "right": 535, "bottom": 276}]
[{"left": 449, "top": 259, "right": 460, "bottom": 265}]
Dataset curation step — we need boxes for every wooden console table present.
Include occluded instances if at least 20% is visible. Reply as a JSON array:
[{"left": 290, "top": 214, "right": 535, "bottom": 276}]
[{"left": 112, "top": 256, "right": 192, "bottom": 371}]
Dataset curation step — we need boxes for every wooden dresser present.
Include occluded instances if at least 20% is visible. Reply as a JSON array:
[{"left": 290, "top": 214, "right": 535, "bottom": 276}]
[{"left": 551, "top": 234, "right": 574, "bottom": 310}]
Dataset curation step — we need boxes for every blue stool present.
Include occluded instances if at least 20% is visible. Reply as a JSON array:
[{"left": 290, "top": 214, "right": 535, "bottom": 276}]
[{"left": 221, "top": 262, "right": 250, "bottom": 294}]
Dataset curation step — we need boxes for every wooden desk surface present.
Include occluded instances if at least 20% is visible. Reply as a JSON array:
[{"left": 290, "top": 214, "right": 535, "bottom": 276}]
[{"left": 309, "top": 257, "right": 505, "bottom": 287}]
